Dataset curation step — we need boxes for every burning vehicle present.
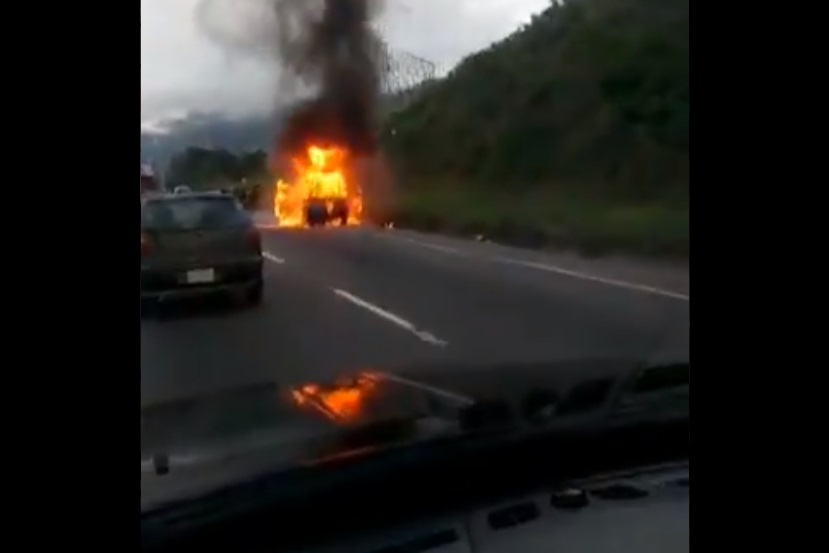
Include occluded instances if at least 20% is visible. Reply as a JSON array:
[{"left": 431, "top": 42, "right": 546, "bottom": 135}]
[
  {"left": 264, "top": 0, "right": 386, "bottom": 229},
  {"left": 273, "top": 144, "right": 363, "bottom": 228},
  {"left": 202, "top": 0, "right": 392, "bottom": 228}
]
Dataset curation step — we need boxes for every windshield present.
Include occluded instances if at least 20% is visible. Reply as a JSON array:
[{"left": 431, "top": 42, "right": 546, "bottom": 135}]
[
  {"left": 142, "top": 196, "right": 249, "bottom": 230},
  {"left": 141, "top": 0, "right": 688, "bottom": 520}
]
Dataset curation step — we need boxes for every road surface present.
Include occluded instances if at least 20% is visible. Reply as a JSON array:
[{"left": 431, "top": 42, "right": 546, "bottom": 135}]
[{"left": 141, "top": 226, "right": 689, "bottom": 408}]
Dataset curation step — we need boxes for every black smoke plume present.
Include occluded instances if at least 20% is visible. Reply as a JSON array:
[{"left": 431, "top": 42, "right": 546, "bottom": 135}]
[{"left": 196, "top": 0, "right": 386, "bottom": 157}]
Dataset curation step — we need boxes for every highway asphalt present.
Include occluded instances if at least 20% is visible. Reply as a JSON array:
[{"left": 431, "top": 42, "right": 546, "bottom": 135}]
[{"left": 140, "top": 225, "right": 689, "bottom": 408}]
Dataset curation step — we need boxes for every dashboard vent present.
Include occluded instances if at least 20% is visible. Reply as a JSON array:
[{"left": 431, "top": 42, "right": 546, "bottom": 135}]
[
  {"left": 459, "top": 400, "right": 514, "bottom": 431},
  {"left": 550, "top": 488, "right": 589, "bottom": 510},
  {"left": 367, "top": 528, "right": 460, "bottom": 553},
  {"left": 487, "top": 501, "right": 541, "bottom": 530},
  {"left": 522, "top": 389, "right": 559, "bottom": 423}
]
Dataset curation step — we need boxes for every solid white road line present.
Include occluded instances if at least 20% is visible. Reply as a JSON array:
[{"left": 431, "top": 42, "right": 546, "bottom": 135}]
[
  {"left": 331, "top": 288, "right": 449, "bottom": 347},
  {"left": 492, "top": 256, "right": 689, "bottom": 301},
  {"left": 379, "top": 232, "right": 688, "bottom": 301},
  {"left": 376, "top": 232, "right": 464, "bottom": 255},
  {"left": 263, "top": 252, "right": 285, "bottom": 264},
  {"left": 401, "top": 237, "right": 463, "bottom": 255}
]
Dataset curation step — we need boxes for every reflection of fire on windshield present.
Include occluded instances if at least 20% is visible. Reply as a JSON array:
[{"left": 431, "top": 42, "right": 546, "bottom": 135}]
[
  {"left": 290, "top": 373, "right": 379, "bottom": 423},
  {"left": 274, "top": 145, "right": 363, "bottom": 228}
]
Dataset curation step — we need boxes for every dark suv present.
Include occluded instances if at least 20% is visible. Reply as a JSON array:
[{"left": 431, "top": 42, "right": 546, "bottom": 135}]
[{"left": 140, "top": 193, "right": 264, "bottom": 312}]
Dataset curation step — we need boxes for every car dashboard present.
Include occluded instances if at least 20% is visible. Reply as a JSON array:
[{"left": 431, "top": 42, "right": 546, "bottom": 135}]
[
  {"left": 294, "top": 462, "right": 688, "bottom": 553},
  {"left": 142, "top": 363, "right": 690, "bottom": 553},
  {"left": 142, "top": 418, "right": 688, "bottom": 553}
]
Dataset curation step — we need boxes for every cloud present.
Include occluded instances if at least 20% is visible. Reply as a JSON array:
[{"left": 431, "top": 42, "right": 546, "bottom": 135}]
[{"left": 141, "top": 0, "right": 550, "bottom": 121}]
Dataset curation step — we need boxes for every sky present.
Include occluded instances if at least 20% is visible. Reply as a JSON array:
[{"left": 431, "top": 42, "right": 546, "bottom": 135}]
[{"left": 141, "top": 0, "right": 551, "bottom": 123}]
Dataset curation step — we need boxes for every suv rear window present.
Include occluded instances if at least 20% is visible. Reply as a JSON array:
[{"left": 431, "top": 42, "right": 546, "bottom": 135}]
[{"left": 141, "top": 197, "right": 249, "bottom": 230}]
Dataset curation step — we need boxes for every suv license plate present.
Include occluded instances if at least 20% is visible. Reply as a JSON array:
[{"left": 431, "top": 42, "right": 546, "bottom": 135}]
[{"left": 186, "top": 269, "right": 215, "bottom": 284}]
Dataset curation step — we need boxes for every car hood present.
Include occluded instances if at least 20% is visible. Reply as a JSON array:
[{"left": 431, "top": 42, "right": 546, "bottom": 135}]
[{"left": 141, "top": 357, "right": 688, "bottom": 510}]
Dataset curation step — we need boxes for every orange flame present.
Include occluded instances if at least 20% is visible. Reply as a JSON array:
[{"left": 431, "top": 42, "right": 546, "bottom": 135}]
[
  {"left": 290, "top": 373, "right": 379, "bottom": 423},
  {"left": 274, "top": 145, "right": 363, "bottom": 228}
]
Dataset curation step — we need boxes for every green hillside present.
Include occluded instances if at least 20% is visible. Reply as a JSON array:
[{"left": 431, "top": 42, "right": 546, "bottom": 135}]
[{"left": 380, "top": 0, "right": 689, "bottom": 257}]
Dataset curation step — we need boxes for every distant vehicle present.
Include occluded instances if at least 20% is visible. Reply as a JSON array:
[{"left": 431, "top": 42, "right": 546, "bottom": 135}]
[
  {"left": 304, "top": 197, "right": 348, "bottom": 227},
  {"left": 140, "top": 192, "right": 264, "bottom": 313},
  {"left": 173, "top": 185, "right": 192, "bottom": 195},
  {"left": 140, "top": 165, "right": 161, "bottom": 196}
]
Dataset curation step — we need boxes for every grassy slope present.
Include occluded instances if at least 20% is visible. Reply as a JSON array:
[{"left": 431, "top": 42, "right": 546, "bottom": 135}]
[{"left": 380, "top": 0, "right": 689, "bottom": 258}]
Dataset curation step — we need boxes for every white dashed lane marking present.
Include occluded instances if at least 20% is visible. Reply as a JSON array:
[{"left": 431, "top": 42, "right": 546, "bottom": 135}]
[
  {"left": 492, "top": 256, "right": 689, "bottom": 301},
  {"left": 263, "top": 252, "right": 285, "bottom": 264},
  {"left": 331, "top": 288, "right": 449, "bottom": 348}
]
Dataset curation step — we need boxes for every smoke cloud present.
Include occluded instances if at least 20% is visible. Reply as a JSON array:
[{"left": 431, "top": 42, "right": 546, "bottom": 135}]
[{"left": 196, "top": 0, "right": 387, "bottom": 156}]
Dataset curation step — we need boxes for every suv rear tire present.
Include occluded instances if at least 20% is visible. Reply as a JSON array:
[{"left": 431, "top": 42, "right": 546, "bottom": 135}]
[
  {"left": 247, "top": 278, "right": 264, "bottom": 306},
  {"left": 140, "top": 298, "right": 156, "bottom": 318}
]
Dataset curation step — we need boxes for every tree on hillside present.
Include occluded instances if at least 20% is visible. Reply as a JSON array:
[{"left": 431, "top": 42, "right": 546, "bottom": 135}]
[
  {"left": 141, "top": 112, "right": 281, "bottom": 167},
  {"left": 166, "top": 147, "right": 269, "bottom": 189},
  {"left": 381, "top": 0, "right": 689, "bottom": 199}
]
